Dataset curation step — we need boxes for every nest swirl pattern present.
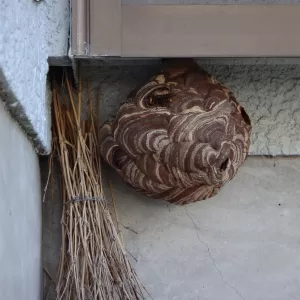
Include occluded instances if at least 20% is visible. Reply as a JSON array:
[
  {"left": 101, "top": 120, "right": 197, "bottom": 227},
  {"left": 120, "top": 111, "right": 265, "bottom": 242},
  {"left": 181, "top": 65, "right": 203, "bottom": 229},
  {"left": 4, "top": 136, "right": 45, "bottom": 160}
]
[{"left": 99, "top": 59, "right": 251, "bottom": 205}]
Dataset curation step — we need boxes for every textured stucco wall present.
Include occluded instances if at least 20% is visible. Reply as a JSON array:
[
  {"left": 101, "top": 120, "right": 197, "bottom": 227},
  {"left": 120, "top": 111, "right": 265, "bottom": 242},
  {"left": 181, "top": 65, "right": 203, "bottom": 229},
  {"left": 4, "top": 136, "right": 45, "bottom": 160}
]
[
  {"left": 202, "top": 63, "right": 300, "bottom": 155},
  {"left": 0, "top": 100, "right": 42, "bottom": 300},
  {"left": 82, "top": 60, "right": 300, "bottom": 156},
  {"left": 0, "top": 0, "right": 70, "bottom": 154},
  {"left": 1, "top": 0, "right": 299, "bottom": 156}
]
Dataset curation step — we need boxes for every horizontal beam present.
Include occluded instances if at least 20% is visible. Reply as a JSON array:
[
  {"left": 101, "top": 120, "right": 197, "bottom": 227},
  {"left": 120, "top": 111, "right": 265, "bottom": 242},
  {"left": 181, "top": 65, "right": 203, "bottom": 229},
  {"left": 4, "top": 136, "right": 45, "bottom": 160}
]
[
  {"left": 89, "top": 0, "right": 121, "bottom": 56},
  {"left": 121, "top": 5, "right": 300, "bottom": 57}
]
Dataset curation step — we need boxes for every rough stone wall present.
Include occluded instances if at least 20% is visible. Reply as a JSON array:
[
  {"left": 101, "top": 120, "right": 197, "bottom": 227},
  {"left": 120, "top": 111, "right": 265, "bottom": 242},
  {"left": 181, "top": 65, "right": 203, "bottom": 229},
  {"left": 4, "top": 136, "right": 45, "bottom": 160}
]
[
  {"left": 82, "top": 60, "right": 300, "bottom": 156},
  {"left": 0, "top": 0, "right": 70, "bottom": 154},
  {"left": 201, "top": 63, "right": 300, "bottom": 155}
]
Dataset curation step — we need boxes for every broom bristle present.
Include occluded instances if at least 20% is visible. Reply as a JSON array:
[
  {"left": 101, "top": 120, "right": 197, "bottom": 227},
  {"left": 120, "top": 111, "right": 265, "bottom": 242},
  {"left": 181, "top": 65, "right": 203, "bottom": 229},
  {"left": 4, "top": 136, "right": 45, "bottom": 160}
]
[{"left": 51, "top": 74, "right": 146, "bottom": 300}]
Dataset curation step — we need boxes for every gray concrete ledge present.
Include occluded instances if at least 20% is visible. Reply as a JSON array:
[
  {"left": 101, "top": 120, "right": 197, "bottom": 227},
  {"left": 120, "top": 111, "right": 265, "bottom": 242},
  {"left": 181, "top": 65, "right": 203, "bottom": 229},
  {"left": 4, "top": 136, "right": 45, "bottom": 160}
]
[{"left": 0, "top": 0, "right": 70, "bottom": 154}]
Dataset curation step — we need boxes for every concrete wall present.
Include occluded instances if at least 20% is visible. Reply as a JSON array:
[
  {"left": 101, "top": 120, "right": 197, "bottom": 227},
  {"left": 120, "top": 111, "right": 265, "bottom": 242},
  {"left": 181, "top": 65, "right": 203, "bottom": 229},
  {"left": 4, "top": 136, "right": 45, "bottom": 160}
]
[
  {"left": 0, "top": 100, "right": 42, "bottom": 300},
  {"left": 202, "top": 62, "right": 300, "bottom": 155},
  {"left": 82, "top": 61, "right": 300, "bottom": 155},
  {"left": 0, "top": 0, "right": 70, "bottom": 154}
]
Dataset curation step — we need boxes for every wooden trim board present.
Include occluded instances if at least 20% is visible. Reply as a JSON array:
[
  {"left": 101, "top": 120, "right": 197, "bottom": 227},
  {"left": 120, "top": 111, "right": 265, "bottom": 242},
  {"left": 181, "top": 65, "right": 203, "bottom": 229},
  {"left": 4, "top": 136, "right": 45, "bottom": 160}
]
[
  {"left": 72, "top": 0, "right": 122, "bottom": 56},
  {"left": 121, "top": 5, "right": 300, "bottom": 57},
  {"left": 89, "top": 0, "right": 121, "bottom": 56},
  {"left": 71, "top": 0, "right": 89, "bottom": 56},
  {"left": 72, "top": 4, "right": 300, "bottom": 57}
]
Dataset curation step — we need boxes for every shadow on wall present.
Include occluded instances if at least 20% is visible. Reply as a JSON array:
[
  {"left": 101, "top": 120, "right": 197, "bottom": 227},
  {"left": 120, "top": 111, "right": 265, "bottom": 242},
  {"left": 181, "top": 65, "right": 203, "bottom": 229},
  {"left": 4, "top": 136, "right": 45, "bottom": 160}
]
[{"left": 0, "top": 67, "right": 46, "bottom": 154}]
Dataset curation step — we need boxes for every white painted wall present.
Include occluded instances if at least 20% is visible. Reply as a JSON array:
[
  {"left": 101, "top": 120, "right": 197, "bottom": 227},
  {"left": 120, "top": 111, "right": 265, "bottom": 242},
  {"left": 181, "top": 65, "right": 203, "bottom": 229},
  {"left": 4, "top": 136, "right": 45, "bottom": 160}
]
[
  {"left": 0, "top": 0, "right": 70, "bottom": 154},
  {"left": 0, "top": 100, "right": 42, "bottom": 300}
]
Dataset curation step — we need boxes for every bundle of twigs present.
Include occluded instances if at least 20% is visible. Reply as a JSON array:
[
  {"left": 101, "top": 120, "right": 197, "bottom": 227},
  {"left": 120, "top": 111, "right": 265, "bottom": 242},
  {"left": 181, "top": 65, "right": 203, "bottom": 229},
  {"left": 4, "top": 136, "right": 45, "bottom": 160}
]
[{"left": 51, "top": 73, "right": 145, "bottom": 300}]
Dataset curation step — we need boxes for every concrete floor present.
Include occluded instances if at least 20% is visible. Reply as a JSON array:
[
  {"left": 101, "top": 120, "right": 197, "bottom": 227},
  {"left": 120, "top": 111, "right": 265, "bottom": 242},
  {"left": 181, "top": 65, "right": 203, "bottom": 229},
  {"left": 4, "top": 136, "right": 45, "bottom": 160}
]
[
  {"left": 42, "top": 156, "right": 300, "bottom": 300},
  {"left": 42, "top": 63, "right": 300, "bottom": 299}
]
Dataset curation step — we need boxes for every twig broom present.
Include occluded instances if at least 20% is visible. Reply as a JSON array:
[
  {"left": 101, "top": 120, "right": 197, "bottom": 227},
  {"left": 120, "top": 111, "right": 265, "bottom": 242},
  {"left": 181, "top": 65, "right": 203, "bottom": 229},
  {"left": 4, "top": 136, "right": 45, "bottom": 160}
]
[{"left": 51, "top": 73, "right": 145, "bottom": 300}]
